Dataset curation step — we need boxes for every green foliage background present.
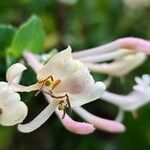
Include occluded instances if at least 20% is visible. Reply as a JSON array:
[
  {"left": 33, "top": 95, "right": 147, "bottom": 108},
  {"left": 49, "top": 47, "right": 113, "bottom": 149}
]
[{"left": 0, "top": 0, "right": 150, "bottom": 150}]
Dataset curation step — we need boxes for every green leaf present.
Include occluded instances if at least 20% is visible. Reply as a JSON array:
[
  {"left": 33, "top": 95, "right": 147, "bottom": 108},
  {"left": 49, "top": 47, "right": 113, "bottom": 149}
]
[
  {"left": 0, "top": 24, "right": 16, "bottom": 52},
  {"left": 10, "top": 15, "right": 45, "bottom": 57}
]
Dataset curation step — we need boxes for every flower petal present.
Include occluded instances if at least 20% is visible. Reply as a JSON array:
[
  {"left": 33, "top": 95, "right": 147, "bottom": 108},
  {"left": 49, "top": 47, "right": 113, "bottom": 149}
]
[
  {"left": 86, "top": 53, "right": 146, "bottom": 77},
  {"left": 134, "top": 74, "right": 150, "bottom": 92},
  {"left": 37, "top": 46, "right": 83, "bottom": 81},
  {"left": 44, "top": 92, "right": 95, "bottom": 134},
  {"left": 6, "top": 63, "right": 27, "bottom": 84},
  {"left": 18, "top": 101, "right": 58, "bottom": 133},
  {"left": 0, "top": 101, "right": 28, "bottom": 126},
  {"left": 56, "top": 109, "right": 95, "bottom": 134},
  {"left": 74, "top": 107, "right": 126, "bottom": 133},
  {"left": 73, "top": 37, "right": 150, "bottom": 58},
  {"left": 0, "top": 84, "right": 28, "bottom": 126},
  {"left": 0, "top": 86, "right": 28, "bottom": 126},
  {"left": 78, "top": 49, "right": 132, "bottom": 63},
  {"left": 0, "top": 82, "right": 12, "bottom": 104},
  {"left": 101, "top": 80, "right": 150, "bottom": 111},
  {"left": 55, "top": 67, "right": 105, "bottom": 107}
]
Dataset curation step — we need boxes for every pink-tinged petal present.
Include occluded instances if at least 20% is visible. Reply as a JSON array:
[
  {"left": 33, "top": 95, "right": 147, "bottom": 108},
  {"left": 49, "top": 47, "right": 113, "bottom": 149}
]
[
  {"left": 18, "top": 101, "right": 58, "bottom": 133},
  {"left": 119, "top": 37, "right": 150, "bottom": 54},
  {"left": 74, "top": 107, "right": 126, "bottom": 133},
  {"left": 56, "top": 109, "right": 95, "bottom": 135},
  {"left": 78, "top": 49, "right": 132, "bottom": 63},
  {"left": 6, "top": 63, "right": 27, "bottom": 84},
  {"left": 73, "top": 37, "right": 150, "bottom": 58},
  {"left": 55, "top": 67, "right": 105, "bottom": 107},
  {"left": 101, "top": 74, "right": 150, "bottom": 111},
  {"left": 44, "top": 93, "right": 95, "bottom": 135},
  {"left": 102, "top": 91, "right": 150, "bottom": 111}
]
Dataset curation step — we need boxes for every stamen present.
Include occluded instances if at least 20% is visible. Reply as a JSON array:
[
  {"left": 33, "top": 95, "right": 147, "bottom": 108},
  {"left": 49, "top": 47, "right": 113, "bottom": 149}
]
[
  {"left": 58, "top": 100, "right": 65, "bottom": 110},
  {"left": 35, "top": 75, "right": 56, "bottom": 96},
  {"left": 43, "top": 91, "right": 72, "bottom": 119},
  {"left": 52, "top": 79, "right": 61, "bottom": 90},
  {"left": 39, "top": 75, "right": 54, "bottom": 83},
  {"left": 62, "top": 104, "right": 67, "bottom": 119},
  {"left": 65, "top": 94, "right": 71, "bottom": 111},
  {"left": 44, "top": 90, "right": 66, "bottom": 99},
  {"left": 34, "top": 82, "right": 44, "bottom": 96}
]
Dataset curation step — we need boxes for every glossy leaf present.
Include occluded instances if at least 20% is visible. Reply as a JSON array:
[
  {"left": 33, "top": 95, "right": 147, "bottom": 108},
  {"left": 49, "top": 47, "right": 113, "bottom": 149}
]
[{"left": 10, "top": 15, "right": 45, "bottom": 57}]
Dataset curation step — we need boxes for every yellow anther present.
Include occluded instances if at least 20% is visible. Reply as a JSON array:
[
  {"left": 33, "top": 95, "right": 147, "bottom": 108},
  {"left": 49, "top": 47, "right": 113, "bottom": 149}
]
[
  {"left": 58, "top": 105, "right": 65, "bottom": 110},
  {"left": 52, "top": 79, "right": 61, "bottom": 90},
  {"left": 45, "top": 80, "right": 51, "bottom": 86}
]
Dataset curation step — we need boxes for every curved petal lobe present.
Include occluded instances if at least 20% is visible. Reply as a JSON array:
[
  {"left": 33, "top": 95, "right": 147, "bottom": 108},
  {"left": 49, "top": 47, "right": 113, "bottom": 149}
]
[
  {"left": 18, "top": 101, "right": 58, "bottom": 133},
  {"left": 56, "top": 109, "right": 95, "bottom": 134},
  {"left": 74, "top": 107, "right": 126, "bottom": 133},
  {"left": 6, "top": 63, "right": 27, "bottom": 84}
]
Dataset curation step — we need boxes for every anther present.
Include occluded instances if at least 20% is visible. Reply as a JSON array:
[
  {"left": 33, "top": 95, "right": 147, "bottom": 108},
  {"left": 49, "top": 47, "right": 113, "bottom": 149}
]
[
  {"left": 52, "top": 79, "right": 61, "bottom": 90},
  {"left": 35, "top": 75, "right": 55, "bottom": 96},
  {"left": 39, "top": 75, "right": 54, "bottom": 83},
  {"left": 45, "top": 80, "right": 51, "bottom": 86},
  {"left": 58, "top": 105, "right": 65, "bottom": 110}
]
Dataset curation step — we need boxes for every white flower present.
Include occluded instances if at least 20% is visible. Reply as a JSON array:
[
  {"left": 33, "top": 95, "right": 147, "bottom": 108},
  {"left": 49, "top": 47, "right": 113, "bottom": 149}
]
[
  {"left": 0, "top": 82, "right": 27, "bottom": 126},
  {"left": 18, "top": 46, "right": 106, "bottom": 133},
  {"left": 101, "top": 74, "right": 150, "bottom": 121},
  {"left": 134, "top": 74, "right": 150, "bottom": 91}
]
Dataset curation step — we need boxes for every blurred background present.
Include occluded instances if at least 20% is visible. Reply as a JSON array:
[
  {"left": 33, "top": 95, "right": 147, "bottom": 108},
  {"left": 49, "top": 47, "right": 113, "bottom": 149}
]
[{"left": 0, "top": 0, "right": 150, "bottom": 149}]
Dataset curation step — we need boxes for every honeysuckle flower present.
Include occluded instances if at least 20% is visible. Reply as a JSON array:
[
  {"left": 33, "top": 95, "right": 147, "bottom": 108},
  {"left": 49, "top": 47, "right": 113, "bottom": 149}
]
[
  {"left": 17, "top": 46, "right": 107, "bottom": 132},
  {"left": 17, "top": 48, "right": 125, "bottom": 134},
  {"left": 0, "top": 68, "right": 28, "bottom": 126},
  {"left": 73, "top": 37, "right": 150, "bottom": 77},
  {"left": 22, "top": 51, "right": 96, "bottom": 134},
  {"left": 101, "top": 74, "right": 150, "bottom": 121}
]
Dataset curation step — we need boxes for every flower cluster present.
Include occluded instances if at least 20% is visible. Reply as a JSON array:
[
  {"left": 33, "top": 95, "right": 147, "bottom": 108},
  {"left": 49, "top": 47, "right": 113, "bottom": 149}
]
[{"left": 0, "top": 37, "right": 149, "bottom": 135}]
